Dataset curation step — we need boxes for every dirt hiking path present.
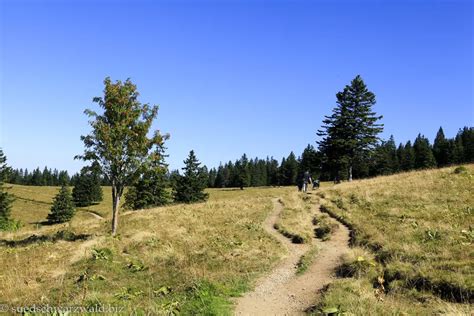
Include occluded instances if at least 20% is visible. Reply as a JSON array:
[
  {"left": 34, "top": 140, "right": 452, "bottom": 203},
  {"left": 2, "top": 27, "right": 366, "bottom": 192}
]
[{"left": 234, "top": 197, "right": 350, "bottom": 315}]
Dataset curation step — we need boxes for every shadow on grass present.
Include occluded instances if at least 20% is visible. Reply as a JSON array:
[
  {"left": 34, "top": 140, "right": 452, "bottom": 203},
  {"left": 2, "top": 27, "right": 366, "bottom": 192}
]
[{"left": 0, "top": 230, "right": 91, "bottom": 247}]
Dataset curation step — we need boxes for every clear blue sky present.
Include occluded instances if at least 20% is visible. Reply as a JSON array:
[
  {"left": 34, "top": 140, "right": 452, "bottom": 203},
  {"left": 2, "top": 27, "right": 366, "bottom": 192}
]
[{"left": 0, "top": 0, "right": 473, "bottom": 174}]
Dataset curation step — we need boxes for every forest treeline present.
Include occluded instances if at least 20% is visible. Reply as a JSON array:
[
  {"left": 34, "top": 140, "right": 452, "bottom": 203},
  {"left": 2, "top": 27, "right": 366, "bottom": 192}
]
[
  {"left": 204, "top": 126, "right": 474, "bottom": 188},
  {"left": 4, "top": 125, "right": 474, "bottom": 188}
]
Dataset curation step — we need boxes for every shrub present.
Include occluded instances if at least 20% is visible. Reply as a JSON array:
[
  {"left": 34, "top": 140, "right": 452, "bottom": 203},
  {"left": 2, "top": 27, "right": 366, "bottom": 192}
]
[{"left": 453, "top": 166, "right": 467, "bottom": 174}]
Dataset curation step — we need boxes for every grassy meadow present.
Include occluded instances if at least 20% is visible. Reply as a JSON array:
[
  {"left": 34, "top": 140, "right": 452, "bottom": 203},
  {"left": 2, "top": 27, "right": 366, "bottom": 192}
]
[
  {"left": 0, "top": 185, "right": 297, "bottom": 314},
  {"left": 0, "top": 166, "right": 473, "bottom": 314},
  {"left": 313, "top": 164, "right": 473, "bottom": 315}
]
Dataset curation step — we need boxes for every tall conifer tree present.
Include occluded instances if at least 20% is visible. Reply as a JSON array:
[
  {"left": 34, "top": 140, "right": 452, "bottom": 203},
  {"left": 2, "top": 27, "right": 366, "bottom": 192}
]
[
  {"left": 317, "top": 75, "right": 383, "bottom": 181},
  {"left": 173, "top": 150, "right": 209, "bottom": 203},
  {"left": 433, "top": 127, "right": 450, "bottom": 167},
  {"left": 413, "top": 134, "right": 436, "bottom": 169},
  {"left": 0, "top": 149, "right": 14, "bottom": 230}
]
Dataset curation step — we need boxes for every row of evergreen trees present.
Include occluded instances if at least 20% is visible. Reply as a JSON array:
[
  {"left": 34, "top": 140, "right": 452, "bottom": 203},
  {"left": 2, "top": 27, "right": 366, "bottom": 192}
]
[
  {"left": 203, "top": 125, "right": 473, "bottom": 187},
  {"left": 125, "top": 149, "right": 209, "bottom": 209},
  {"left": 205, "top": 148, "right": 320, "bottom": 188},
  {"left": 7, "top": 167, "right": 71, "bottom": 186},
  {"left": 5, "top": 125, "right": 473, "bottom": 192},
  {"left": 349, "top": 127, "right": 473, "bottom": 179}
]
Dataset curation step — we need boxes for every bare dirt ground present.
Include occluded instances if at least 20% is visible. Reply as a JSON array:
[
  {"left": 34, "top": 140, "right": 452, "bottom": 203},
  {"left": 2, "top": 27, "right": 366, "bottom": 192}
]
[{"left": 234, "top": 197, "right": 350, "bottom": 315}]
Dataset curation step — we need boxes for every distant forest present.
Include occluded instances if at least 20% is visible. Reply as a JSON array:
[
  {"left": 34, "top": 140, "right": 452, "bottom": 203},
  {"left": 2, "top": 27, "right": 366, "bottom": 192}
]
[
  {"left": 6, "top": 126, "right": 473, "bottom": 188},
  {"left": 205, "top": 126, "right": 474, "bottom": 188}
]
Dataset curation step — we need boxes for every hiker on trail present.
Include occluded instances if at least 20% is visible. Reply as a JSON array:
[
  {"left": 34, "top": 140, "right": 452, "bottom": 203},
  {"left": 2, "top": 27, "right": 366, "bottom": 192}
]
[
  {"left": 302, "top": 171, "right": 312, "bottom": 193},
  {"left": 297, "top": 179, "right": 303, "bottom": 192}
]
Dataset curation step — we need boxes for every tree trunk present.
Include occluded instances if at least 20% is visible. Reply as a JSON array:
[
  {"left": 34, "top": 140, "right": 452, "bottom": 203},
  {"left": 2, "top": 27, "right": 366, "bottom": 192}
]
[
  {"left": 111, "top": 185, "right": 121, "bottom": 236},
  {"left": 348, "top": 165, "right": 353, "bottom": 182}
]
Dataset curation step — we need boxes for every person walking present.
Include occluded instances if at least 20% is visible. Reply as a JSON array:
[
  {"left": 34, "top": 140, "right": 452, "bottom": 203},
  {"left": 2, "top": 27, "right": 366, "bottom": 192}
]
[{"left": 302, "top": 171, "right": 312, "bottom": 193}]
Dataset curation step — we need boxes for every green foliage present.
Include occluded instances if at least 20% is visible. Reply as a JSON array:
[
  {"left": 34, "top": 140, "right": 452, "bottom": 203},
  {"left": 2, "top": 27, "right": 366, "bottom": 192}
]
[
  {"left": 114, "top": 287, "right": 144, "bottom": 300},
  {"left": 180, "top": 281, "right": 230, "bottom": 315},
  {"left": 77, "top": 77, "right": 168, "bottom": 235},
  {"left": 296, "top": 246, "right": 319, "bottom": 275},
  {"left": 124, "top": 147, "right": 170, "bottom": 210},
  {"left": 211, "top": 156, "right": 282, "bottom": 188},
  {"left": 399, "top": 140, "right": 415, "bottom": 171},
  {"left": 413, "top": 134, "right": 436, "bottom": 169},
  {"left": 7, "top": 167, "right": 71, "bottom": 186},
  {"left": 433, "top": 127, "right": 450, "bottom": 167},
  {"left": 370, "top": 135, "right": 399, "bottom": 176},
  {"left": 47, "top": 185, "right": 76, "bottom": 224},
  {"left": 91, "top": 248, "right": 113, "bottom": 261},
  {"left": 318, "top": 75, "right": 384, "bottom": 181},
  {"left": 298, "top": 145, "right": 322, "bottom": 181},
  {"left": 72, "top": 163, "right": 103, "bottom": 207},
  {"left": 173, "top": 150, "right": 209, "bottom": 203},
  {"left": 0, "top": 149, "right": 14, "bottom": 230},
  {"left": 453, "top": 165, "right": 467, "bottom": 174},
  {"left": 336, "top": 256, "right": 377, "bottom": 278},
  {"left": 233, "top": 154, "right": 251, "bottom": 189},
  {"left": 280, "top": 152, "right": 299, "bottom": 185},
  {"left": 125, "top": 260, "right": 147, "bottom": 272}
]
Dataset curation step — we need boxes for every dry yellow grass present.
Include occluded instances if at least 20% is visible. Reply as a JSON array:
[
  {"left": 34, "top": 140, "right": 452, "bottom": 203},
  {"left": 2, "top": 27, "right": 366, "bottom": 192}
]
[
  {"left": 314, "top": 164, "right": 473, "bottom": 314},
  {"left": 274, "top": 191, "right": 315, "bottom": 243},
  {"left": 0, "top": 186, "right": 294, "bottom": 314},
  {"left": 1, "top": 167, "right": 472, "bottom": 315}
]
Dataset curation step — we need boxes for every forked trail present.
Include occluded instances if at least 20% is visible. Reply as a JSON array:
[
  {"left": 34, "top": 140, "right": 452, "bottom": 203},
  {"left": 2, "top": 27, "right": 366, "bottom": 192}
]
[{"left": 234, "top": 197, "right": 350, "bottom": 315}]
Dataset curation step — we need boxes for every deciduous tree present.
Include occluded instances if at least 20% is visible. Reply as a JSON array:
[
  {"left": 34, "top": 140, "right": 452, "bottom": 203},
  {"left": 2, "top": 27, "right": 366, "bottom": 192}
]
[{"left": 77, "top": 77, "right": 168, "bottom": 235}]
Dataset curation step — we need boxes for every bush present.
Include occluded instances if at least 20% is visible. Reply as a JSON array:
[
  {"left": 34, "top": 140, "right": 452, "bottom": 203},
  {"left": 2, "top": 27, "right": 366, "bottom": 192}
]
[
  {"left": 453, "top": 166, "right": 467, "bottom": 174},
  {"left": 0, "top": 218, "right": 21, "bottom": 231}
]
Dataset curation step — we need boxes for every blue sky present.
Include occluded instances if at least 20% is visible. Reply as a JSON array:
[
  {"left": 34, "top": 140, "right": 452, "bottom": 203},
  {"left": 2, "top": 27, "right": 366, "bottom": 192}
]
[{"left": 0, "top": 0, "right": 472, "bottom": 173}]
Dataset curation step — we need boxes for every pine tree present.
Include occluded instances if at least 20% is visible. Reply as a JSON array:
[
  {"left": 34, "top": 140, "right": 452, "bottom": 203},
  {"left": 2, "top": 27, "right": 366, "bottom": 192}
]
[
  {"left": 0, "top": 149, "right": 14, "bottom": 230},
  {"left": 413, "top": 134, "right": 436, "bottom": 169},
  {"left": 173, "top": 150, "right": 209, "bottom": 203},
  {"left": 214, "top": 164, "right": 225, "bottom": 188},
  {"left": 207, "top": 168, "right": 217, "bottom": 188},
  {"left": 47, "top": 185, "right": 76, "bottom": 224},
  {"left": 396, "top": 143, "right": 405, "bottom": 169},
  {"left": 298, "top": 145, "right": 321, "bottom": 180},
  {"left": 459, "top": 127, "right": 474, "bottom": 162},
  {"left": 125, "top": 147, "right": 170, "bottom": 210},
  {"left": 370, "top": 136, "right": 398, "bottom": 176},
  {"left": 449, "top": 136, "right": 465, "bottom": 164},
  {"left": 256, "top": 159, "right": 268, "bottom": 186},
  {"left": 400, "top": 140, "right": 415, "bottom": 171},
  {"left": 58, "top": 170, "right": 70, "bottom": 186},
  {"left": 279, "top": 152, "right": 299, "bottom": 185},
  {"left": 223, "top": 161, "right": 233, "bottom": 187},
  {"left": 433, "top": 127, "right": 450, "bottom": 167},
  {"left": 72, "top": 163, "right": 104, "bottom": 207},
  {"left": 266, "top": 157, "right": 280, "bottom": 186},
  {"left": 31, "top": 167, "right": 43, "bottom": 186},
  {"left": 318, "top": 75, "right": 383, "bottom": 181},
  {"left": 234, "top": 154, "right": 251, "bottom": 190}
]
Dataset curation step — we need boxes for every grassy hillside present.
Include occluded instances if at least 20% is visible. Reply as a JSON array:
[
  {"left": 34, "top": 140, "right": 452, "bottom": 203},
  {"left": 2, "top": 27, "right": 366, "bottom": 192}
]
[
  {"left": 314, "top": 164, "right": 473, "bottom": 314},
  {"left": 1, "top": 166, "right": 472, "bottom": 314},
  {"left": 0, "top": 185, "right": 298, "bottom": 314}
]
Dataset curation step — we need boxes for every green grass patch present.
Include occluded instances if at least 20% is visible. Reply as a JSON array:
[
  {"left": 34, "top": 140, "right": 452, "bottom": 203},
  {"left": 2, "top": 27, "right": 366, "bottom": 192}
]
[{"left": 296, "top": 246, "right": 319, "bottom": 275}]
